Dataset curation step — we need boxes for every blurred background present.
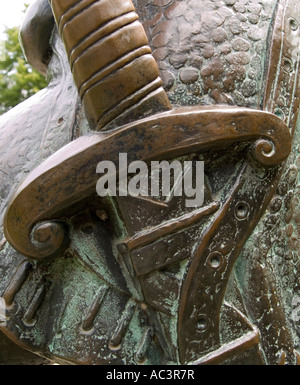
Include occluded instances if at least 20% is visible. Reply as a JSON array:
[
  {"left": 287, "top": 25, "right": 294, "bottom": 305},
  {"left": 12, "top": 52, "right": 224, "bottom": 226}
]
[{"left": 0, "top": 0, "right": 47, "bottom": 115}]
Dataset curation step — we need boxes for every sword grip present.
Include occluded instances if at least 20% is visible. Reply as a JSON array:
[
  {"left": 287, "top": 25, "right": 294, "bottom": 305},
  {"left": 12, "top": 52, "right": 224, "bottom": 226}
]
[{"left": 49, "top": 0, "right": 171, "bottom": 130}]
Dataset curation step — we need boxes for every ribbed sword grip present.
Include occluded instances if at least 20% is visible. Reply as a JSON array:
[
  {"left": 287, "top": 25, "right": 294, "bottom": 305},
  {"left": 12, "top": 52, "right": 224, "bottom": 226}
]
[{"left": 49, "top": 0, "right": 171, "bottom": 130}]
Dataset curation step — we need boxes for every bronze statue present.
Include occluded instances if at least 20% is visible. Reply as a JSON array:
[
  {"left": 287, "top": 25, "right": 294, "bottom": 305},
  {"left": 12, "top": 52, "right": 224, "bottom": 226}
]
[{"left": 0, "top": 0, "right": 300, "bottom": 365}]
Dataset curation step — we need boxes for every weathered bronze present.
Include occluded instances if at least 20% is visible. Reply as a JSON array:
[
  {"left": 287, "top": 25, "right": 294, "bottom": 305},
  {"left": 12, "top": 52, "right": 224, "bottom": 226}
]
[{"left": 0, "top": 0, "right": 300, "bottom": 365}]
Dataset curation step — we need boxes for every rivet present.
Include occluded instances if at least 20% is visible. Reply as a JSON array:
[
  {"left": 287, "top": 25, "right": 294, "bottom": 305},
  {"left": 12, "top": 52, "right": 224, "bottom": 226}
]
[
  {"left": 235, "top": 201, "right": 250, "bottom": 220},
  {"left": 207, "top": 251, "right": 223, "bottom": 270},
  {"left": 283, "top": 58, "right": 293, "bottom": 73},
  {"left": 274, "top": 108, "right": 285, "bottom": 120},
  {"left": 197, "top": 316, "right": 208, "bottom": 332},
  {"left": 289, "top": 17, "right": 298, "bottom": 31}
]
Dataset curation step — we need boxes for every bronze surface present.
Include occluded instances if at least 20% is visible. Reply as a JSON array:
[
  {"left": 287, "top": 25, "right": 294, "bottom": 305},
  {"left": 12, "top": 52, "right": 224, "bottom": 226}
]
[{"left": 0, "top": 0, "right": 300, "bottom": 365}]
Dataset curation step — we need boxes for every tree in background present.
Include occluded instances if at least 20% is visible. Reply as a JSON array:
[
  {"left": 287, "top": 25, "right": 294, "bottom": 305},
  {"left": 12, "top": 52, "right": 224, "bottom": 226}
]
[{"left": 0, "top": 25, "right": 47, "bottom": 115}]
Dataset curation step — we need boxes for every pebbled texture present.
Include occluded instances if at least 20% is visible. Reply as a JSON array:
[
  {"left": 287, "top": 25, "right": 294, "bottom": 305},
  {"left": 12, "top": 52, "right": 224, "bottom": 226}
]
[{"left": 133, "top": 0, "right": 277, "bottom": 107}]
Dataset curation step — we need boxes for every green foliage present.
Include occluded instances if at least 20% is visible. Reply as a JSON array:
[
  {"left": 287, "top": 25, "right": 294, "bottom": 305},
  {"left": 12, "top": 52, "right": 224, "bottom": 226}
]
[{"left": 0, "top": 26, "right": 48, "bottom": 114}]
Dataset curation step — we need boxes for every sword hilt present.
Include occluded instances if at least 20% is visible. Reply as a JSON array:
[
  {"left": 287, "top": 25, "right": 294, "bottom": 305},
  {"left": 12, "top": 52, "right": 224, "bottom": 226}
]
[{"left": 49, "top": 0, "right": 171, "bottom": 131}]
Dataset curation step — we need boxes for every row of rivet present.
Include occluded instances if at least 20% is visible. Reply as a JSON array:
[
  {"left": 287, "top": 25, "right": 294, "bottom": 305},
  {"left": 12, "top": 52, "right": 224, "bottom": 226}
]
[{"left": 196, "top": 200, "right": 250, "bottom": 333}]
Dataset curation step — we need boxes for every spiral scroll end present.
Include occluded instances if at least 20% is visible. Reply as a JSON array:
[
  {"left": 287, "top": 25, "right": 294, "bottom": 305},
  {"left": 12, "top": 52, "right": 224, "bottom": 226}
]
[
  {"left": 252, "top": 138, "right": 290, "bottom": 167},
  {"left": 30, "top": 221, "right": 70, "bottom": 261}
]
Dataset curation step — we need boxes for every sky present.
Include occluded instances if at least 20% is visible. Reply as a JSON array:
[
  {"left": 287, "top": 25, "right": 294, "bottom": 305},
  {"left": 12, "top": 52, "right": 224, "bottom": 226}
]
[{"left": 0, "top": 0, "right": 37, "bottom": 40}]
